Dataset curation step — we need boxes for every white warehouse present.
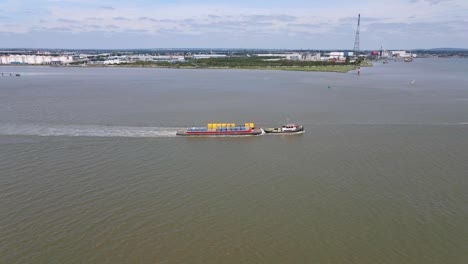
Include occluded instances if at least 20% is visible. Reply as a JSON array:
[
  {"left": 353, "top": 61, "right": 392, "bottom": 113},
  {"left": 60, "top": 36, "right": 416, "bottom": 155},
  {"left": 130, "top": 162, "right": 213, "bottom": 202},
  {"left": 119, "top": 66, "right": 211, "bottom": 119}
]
[{"left": 0, "top": 55, "right": 74, "bottom": 64}]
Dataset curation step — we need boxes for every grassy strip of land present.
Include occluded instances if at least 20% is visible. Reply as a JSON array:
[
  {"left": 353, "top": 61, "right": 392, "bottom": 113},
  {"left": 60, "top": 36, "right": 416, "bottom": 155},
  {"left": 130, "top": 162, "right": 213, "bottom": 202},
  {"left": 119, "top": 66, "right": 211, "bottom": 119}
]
[
  {"left": 248, "top": 65, "right": 357, "bottom": 72},
  {"left": 76, "top": 57, "right": 371, "bottom": 73},
  {"left": 97, "top": 64, "right": 359, "bottom": 73}
]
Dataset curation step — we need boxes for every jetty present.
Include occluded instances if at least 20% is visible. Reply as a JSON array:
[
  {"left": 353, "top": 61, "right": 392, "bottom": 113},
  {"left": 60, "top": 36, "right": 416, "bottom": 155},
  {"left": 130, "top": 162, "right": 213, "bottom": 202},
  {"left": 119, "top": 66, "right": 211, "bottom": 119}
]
[{"left": 1, "top": 72, "right": 21, "bottom": 77}]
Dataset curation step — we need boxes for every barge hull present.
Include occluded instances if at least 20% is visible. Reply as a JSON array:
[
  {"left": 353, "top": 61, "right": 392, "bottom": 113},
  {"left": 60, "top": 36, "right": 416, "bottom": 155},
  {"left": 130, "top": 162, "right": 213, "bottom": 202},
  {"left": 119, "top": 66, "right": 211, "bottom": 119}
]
[
  {"left": 176, "top": 128, "right": 263, "bottom": 137},
  {"left": 176, "top": 128, "right": 263, "bottom": 136}
]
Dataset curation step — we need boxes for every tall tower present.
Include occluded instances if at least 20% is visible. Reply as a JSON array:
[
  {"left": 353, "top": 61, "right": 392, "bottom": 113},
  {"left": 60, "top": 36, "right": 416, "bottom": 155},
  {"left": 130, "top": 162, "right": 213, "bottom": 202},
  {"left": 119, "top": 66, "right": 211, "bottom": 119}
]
[{"left": 353, "top": 14, "right": 360, "bottom": 56}]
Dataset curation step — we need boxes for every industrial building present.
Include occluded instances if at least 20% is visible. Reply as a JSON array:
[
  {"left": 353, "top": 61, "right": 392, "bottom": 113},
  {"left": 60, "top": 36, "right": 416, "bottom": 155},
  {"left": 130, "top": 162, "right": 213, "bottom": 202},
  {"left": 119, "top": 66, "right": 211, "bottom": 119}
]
[
  {"left": 328, "top": 52, "right": 354, "bottom": 61},
  {"left": 0, "top": 55, "right": 73, "bottom": 65},
  {"left": 388, "top": 51, "right": 416, "bottom": 58},
  {"left": 192, "top": 54, "right": 227, "bottom": 59},
  {"left": 100, "top": 55, "right": 185, "bottom": 64}
]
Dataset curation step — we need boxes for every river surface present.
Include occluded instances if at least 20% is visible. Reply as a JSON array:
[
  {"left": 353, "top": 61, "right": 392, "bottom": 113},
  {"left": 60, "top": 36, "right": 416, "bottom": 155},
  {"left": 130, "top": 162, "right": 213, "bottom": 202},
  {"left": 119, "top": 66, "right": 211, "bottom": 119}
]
[{"left": 1, "top": 59, "right": 467, "bottom": 263}]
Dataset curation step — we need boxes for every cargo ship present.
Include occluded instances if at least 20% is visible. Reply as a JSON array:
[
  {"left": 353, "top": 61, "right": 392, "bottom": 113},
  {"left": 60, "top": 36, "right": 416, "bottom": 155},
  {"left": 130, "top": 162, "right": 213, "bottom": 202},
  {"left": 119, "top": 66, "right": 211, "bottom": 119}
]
[
  {"left": 176, "top": 123, "right": 263, "bottom": 136},
  {"left": 264, "top": 124, "right": 304, "bottom": 134}
]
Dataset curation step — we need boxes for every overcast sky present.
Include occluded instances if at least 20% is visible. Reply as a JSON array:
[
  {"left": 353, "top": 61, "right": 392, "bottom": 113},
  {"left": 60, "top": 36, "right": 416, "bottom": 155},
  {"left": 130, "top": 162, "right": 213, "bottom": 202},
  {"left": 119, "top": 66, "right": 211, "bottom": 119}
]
[{"left": 0, "top": 0, "right": 467, "bottom": 49}]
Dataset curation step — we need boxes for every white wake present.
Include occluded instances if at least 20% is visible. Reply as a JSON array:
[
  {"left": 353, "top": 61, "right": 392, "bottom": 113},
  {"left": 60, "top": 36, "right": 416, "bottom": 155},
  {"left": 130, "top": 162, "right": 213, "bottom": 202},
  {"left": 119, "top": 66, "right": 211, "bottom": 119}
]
[{"left": 0, "top": 123, "right": 180, "bottom": 138}]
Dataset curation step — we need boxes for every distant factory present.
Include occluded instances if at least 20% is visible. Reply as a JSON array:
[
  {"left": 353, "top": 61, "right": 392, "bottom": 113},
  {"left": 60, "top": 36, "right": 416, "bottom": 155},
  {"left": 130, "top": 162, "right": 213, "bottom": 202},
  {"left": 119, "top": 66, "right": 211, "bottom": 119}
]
[
  {"left": 0, "top": 55, "right": 73, "bottom": 65},
  {"left": 368, "top": 49, "right": 417, "bottom": 59},
  {"left": 255, "top": 51, "right": 354, "bottom": 62},
  {"left": 99, "top": 55, "right": 185, "bottom": 65},
  {"left": 0, "top": 48, "right": 424, "bottom": 68},
  {"left": 191, "top": 54, "right": 227, "bottom": 59}
]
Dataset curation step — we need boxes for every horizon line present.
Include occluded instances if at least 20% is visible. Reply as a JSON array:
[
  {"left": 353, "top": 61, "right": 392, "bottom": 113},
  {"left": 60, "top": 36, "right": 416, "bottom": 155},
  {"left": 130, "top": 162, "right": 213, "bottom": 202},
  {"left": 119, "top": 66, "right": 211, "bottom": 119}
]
[{"left": 1, "top": 47, "right": 467, "bottom": 51}]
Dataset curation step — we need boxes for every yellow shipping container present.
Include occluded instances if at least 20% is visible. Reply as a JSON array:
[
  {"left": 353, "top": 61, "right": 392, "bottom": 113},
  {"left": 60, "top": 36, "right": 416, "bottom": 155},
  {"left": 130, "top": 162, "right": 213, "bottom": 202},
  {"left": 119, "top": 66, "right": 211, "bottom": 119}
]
[
  {"left": 222, "top": 123, "right": 226, "bottom": 127},
  {"left": 231, "top": 123, "right": 235, "bottom": 127},
  {"left": 244, "top": 123, "right": 250, "bottom": 128},
  {"left": 250, "top": 123, "right": 255, "bottom": 128}
]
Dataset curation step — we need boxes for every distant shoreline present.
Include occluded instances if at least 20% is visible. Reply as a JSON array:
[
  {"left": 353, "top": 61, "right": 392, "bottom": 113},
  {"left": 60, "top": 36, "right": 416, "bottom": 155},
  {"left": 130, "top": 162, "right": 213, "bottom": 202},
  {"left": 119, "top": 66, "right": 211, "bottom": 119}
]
[
  {"left": 1, "top": 63, "right": 371, "bottom": 73},
  {"left": 80, "top": 64, "right": 362, "bottom": 73}
]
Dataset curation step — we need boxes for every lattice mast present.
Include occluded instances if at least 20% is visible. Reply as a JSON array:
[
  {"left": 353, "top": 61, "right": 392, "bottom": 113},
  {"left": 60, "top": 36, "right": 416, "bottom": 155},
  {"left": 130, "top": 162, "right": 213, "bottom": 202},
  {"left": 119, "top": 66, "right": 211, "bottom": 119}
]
[{"left": 353, "top": 14, "right": 360, "bottom": 55}]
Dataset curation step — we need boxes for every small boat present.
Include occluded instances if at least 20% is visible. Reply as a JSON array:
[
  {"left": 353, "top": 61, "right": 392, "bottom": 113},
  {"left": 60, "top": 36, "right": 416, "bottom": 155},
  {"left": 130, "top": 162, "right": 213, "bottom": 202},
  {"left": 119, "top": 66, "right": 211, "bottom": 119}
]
[
  {"left": 264, "top": 124, "right": 304, "bottom": 135},
  {"left": 404, "top": 57, "right": 413, "bottom": 62},
  {"left": 176, "top": 122, "right": 263, "bottom": 136}
]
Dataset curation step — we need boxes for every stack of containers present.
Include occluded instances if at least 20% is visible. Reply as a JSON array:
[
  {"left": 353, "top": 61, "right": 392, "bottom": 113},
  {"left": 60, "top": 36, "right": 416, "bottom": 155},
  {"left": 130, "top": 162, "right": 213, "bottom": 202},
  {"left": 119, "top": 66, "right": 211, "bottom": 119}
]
[
  {"left": 205, "top": 122, "right": 252, "bottom": 132},
  {"left": 245, "top": 123, "right": 255, "bottom": 130}
]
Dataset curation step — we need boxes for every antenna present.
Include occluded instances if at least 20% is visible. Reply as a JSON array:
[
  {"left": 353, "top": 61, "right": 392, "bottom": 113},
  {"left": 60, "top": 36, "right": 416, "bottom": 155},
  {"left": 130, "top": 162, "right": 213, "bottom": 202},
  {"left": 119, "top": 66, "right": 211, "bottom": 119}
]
[{"left": 353, "top": 14, "right": 360, "bottom": 56}]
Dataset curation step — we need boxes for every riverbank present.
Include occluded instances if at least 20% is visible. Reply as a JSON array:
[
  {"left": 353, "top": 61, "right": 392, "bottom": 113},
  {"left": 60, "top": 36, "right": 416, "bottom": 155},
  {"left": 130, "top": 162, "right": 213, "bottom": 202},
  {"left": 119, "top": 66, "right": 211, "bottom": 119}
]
[
  {"left": 76, "top": 61, "right": 373, "bottom": 73},
  {"left": 80, "top": 64, "right": 363, "bottom": 73},
  {"left": 2, "top": 60, "right": 372, "bottom": 73}
]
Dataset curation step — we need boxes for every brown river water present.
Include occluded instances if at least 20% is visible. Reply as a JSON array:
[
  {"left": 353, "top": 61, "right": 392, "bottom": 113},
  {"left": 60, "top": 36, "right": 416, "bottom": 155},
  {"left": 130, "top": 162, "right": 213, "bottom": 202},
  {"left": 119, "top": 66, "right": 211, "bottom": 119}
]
[{"left": 1, "top": 59, "right": 467, "bottom": 263}]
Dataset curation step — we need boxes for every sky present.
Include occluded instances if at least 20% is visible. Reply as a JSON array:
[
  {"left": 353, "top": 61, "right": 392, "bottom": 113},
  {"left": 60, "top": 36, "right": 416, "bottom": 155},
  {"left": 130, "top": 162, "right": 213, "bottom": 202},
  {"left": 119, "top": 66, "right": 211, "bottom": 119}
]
[{"left": 0, "top": 0, "right": 467, "bottom": 49}]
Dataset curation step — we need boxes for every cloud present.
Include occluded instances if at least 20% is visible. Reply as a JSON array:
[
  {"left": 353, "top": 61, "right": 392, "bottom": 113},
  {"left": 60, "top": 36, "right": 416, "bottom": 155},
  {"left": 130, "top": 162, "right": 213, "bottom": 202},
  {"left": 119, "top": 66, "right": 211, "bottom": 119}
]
[
  {"left": 86, "top": 24, "right": 102, "bottom": 29},
  {"left": 187, "top": 21, "right": 273, "bottom": 31},
  {"left": 287, "top": 23, "right": 324, "bottom": 28},
  {"left": 409, "top": 0, "right": 453, "bottom": 4},
  {"left": 99, "top": 6, "right": 115, "bottom": 10},
  {"left": 1, "top": 0, "right": 467, "bottom": 48},
  {"left": 57, "top": 18, "right": 80, "bottom": 23},
  {"left": 47, "top": 27, "right": 73, "bottom": 31},
  {"left": 340, "top": 16, "right": 384, "bottom": 23},
  {"left": 113, "top": 16, "right": 129, "bottom": 21},
  {"left": 243, "top": 14, "right": 297, "bottom": 22},
  {"left": 139, "top": 17, "right": 158, "bottom": 22},
  {"left": 159, "top": 19, "right": 178, "bottom": 23},
  {"left": 367, "top": 20, "right": 464, "bottom": 35},
  {"left": 124, "top": 29, "right": 150, "bottom": 34}
]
